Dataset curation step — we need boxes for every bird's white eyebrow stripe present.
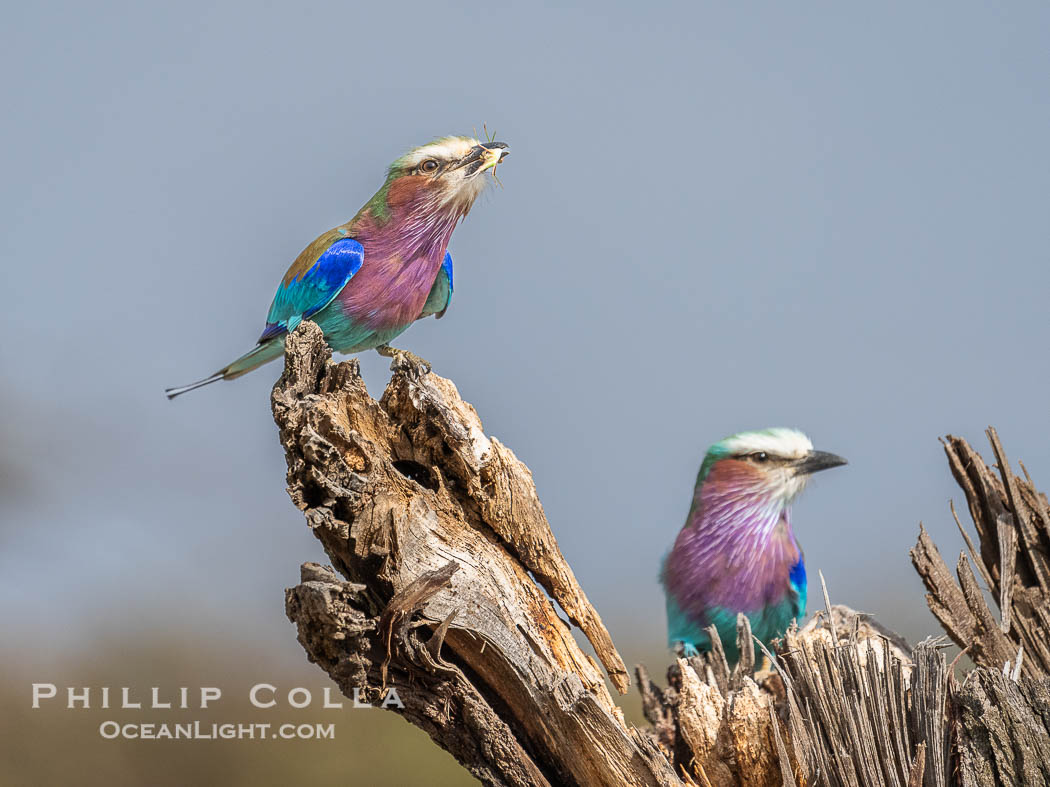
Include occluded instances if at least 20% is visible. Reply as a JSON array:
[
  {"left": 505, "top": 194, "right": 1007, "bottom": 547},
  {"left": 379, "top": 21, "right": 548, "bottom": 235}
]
[
  {"left": 720, "top": 429, "right": 813, "bottom": 460},
  {"left": 397, "top": 137, "right": 479, "bottom": 168}
]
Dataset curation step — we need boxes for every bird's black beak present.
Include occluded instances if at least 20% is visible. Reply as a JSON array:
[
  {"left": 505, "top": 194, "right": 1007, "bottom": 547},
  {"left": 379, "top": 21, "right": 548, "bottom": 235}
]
[
  {"left": 793, "top": 450, "right": 848, "bottom": 476},
  {"left": 451, "top": 141, "right": 509, "bottom": 176}
]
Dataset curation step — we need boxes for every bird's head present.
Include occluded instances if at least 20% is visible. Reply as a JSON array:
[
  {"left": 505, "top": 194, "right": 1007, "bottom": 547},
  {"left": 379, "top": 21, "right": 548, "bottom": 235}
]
[
  {"left": 371, "top": 135, "right": 510, "bottom": 223},
  {"left": 697, "top": 428, "right": 847, "bottom": 504}
]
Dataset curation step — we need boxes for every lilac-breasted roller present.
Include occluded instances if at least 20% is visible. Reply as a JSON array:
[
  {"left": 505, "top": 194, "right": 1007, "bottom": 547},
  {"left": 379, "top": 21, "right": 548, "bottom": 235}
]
[
  {"left": 660, "top": 428, "right": 846, "bottom": 664},
  {"left": 166, "top": 136, "right": 509, "bottom": 398}
]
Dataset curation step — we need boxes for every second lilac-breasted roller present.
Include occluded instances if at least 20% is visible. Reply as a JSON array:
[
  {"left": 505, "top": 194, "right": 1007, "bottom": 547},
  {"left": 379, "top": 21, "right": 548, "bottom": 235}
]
[
  {"left": 166, "top": 136, "right": 509, "bottom": 398},
  {"left": 660, "top": 428, "right": 846, "bottom": 664}
]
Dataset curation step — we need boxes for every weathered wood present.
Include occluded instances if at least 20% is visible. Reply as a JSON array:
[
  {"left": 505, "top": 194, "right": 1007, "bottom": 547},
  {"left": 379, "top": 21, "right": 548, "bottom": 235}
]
[
  {"left": 286, "top": 562, "right": 552, "bottom": 787},
  {"left": 911, "top": 639, "right": 951, "bottom": 787},
  {"left": 911, "top": 523, "right": 976, "bottom": 646},
  {"left": 955, "top": 669, "right": 1050, "bottom": 787},
  {"left": 778, "top": 611, "right": 926, "bottom": 787},
  {"left": 912, "top": 429, "right": 1050, "bottom": 785},
  {"left": 276, "top": 322, "right": 675, "bottom": 787},
  {"left": 912, "top": 431, "right": 1050, "bottom": 679},
  {"left": 636, "top": 605, "right": 936, "bottom": 787}
]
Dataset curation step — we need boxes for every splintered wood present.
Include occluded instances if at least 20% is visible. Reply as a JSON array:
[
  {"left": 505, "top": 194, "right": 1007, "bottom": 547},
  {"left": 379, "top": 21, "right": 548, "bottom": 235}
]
[
  {"left": 910, "top": 429, "right": 1050, "bottom": 785},
  {"left": 912, "top": 430, "right": 1050, "bottom": 678},
  {"left": 637, "top": 608, "right": 940, "bottom": 787},
  {"left": 276, "top": 323, "right": 674, "bottom": 787}
]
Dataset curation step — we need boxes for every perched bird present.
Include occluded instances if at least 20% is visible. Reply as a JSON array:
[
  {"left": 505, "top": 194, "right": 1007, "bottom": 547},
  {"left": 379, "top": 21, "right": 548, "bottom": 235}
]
[
  {"left": 166, "top": 135, "right": 509, "bottom": 398},
  {"left": 660, "top": 428, "right": 846, "bottom": 664}
]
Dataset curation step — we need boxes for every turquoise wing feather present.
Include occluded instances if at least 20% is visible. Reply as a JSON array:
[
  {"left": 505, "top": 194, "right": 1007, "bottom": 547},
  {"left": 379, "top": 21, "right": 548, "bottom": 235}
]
[
  {"left": 260, "top": 237, "right": 364, "bottom": 341},
  {"left": 420, "top": 252, "right": 454, "bottom": 319}
]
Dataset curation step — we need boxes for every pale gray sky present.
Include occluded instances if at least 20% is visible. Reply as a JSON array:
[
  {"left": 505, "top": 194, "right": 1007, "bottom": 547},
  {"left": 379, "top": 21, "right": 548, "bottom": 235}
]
[{"left": 3, "top": 0, "right": 1048, "bottom": 721}]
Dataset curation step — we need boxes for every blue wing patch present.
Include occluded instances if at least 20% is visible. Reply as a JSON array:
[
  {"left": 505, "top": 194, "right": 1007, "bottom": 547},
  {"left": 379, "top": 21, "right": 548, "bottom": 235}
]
[
  {"left": 442, "top": 251, "right": 453, "bottom": 293},
  {"left": 437, "top": 251, "right": 453, "bottom": 318},
  {"left": 789, "top": 558, "right": 807, "bottom": 618},
  {"left": 420, "top": 251, "right": 454, "bottom": 320},
  {"left": 259, "top": 238, "right": 363, "bottom": 341}
]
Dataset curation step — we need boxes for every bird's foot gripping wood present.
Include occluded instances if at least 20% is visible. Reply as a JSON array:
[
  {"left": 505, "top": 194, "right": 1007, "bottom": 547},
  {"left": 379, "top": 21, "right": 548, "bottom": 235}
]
[{"left": 376, "top": 344, "right": 431, "bottom": 376}]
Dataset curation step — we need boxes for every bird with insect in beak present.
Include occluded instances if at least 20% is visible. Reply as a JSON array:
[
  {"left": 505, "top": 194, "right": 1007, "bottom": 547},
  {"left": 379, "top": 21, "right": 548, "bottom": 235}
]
[
  {"left": 660, "top": 428, "right": 847, "bottom": 665},
  {"left": 166, "top": 135, "right": 509, "bottom": 398}
]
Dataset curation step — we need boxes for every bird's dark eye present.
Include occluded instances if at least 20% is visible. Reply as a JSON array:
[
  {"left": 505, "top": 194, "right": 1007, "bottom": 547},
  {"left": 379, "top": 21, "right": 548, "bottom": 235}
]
[
  {"left": 750, "top": 452, "right": 769, "bottom": 462},
  {"left": 420, "top": 159, "right": 439, "bottom": 173}
]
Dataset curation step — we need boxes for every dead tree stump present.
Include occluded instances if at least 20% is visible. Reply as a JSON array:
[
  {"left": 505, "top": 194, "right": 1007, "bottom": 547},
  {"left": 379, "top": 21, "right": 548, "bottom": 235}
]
[{"left": 275, "top": 322, "right": 674, "bottom": 786}]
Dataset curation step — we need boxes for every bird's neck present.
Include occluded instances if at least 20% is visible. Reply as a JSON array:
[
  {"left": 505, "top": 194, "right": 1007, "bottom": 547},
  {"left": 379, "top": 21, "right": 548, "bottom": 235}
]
[
  {"left": 351, "top": 178, "right": 473, "bottom": 264},
  {"left": 688, "top": 480, "right": 796, "bottom": 565}
]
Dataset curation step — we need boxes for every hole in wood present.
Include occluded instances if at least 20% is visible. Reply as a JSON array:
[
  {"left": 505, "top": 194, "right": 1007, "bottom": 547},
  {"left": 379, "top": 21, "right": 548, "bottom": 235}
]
[{"left": 393, "top": 459, "right": 438, "bottom": 491}]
